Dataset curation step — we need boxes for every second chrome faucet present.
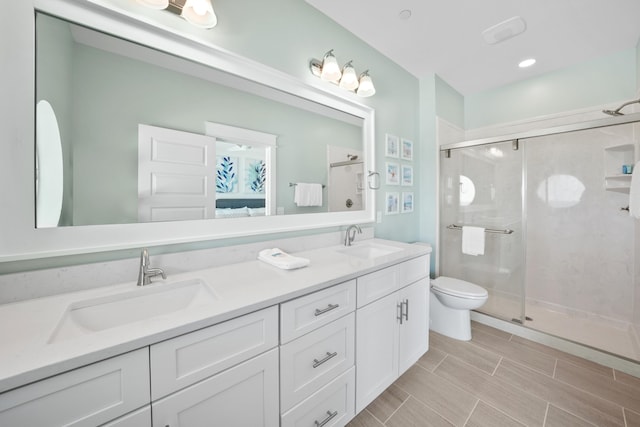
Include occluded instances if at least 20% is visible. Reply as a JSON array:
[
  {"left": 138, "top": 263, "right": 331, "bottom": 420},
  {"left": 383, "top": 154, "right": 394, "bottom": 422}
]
[
  {"left": 344, "top": 224, "right": 362, "bottom": 246},
  {"left": 137, "top": 248, "right": 166, "bottom": 286}
]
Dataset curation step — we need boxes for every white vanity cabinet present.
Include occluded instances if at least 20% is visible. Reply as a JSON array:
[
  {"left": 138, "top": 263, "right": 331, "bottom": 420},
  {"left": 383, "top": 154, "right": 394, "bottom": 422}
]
[
  {"left": 355, "top": 255, "right": 430, "bottom": 413},
  {"left": 149, "top": 306, "right": 279, "bottom": 427},
  {"left": 0, "top": 348, "right": 150, "bottom": 427},
  {"left": 280, "top": 280, "right": 357, "bottom": 427}
]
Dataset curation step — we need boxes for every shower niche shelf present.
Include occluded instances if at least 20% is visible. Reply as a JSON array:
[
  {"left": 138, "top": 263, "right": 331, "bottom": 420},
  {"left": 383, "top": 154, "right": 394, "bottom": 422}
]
[{"left": 603, "top": 143, "right": 635, "bottom": 193}]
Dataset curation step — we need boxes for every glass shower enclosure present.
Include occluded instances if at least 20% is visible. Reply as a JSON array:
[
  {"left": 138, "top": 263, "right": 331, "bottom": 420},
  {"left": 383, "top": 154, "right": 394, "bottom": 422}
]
[
  {"left": 439, "top": 140, "right": 526, "bottom": 324},
  {"left": 439, "top": 116, "right": 640, "bottom": 361}
]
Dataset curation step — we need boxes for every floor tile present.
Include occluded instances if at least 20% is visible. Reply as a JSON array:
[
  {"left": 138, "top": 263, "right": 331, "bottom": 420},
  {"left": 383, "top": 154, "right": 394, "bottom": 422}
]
[
  {"left": 430, "top": 332, "right": 501, "bottom": 375},
  {"left": 471, "top": 328, "right": 556, "bottom": 376},
  {"left": 545, "top": 404, "right": 597, "bottom": 427},
  {"left": 465, "top": 401, "right": 525, "bottom": 427},
  {"left": 624, "top": 408, "right": 640, "bottom": 427},
  {"left": 346, "top": 409, "right": 384, "bottom": 427},
  {"left": 416, "top": 346, "right": 447, "bottom": 372},
  {"left": 434, "top": 356, "right": 547, "bottom": 426},
  {"left": 395, "top": 364, "right": 477, "bottom": 426},
  {"left": 495, "top": 359, "right": 625, "bottom": 427},
  {"left": 554, "top": 359, "right": 640, "bottom": 413},
  {"left": 365, "top": 384, "right": 408, "bottom": 423},
  {"left": 509, "top": 335, "right": 614, "bottom": 378},
  {"left": 471, "top": 321, "right": 513, "bottom": 340},
  {"left": 614, "top": 369, "right": 640, "bottom": 389},
  {"left": 385, "top": 396, "right": 454, "bottom": 427}
]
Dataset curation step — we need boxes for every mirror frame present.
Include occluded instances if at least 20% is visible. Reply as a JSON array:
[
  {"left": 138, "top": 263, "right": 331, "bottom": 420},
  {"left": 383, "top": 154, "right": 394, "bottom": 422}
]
[{"left": 0, "top": 0, "right": 375, "bottom": 262}]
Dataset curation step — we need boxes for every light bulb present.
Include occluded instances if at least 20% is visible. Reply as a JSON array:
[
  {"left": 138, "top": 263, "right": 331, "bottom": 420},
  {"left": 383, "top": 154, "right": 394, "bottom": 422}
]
[
  {"left": 182, "top": 0, "right": 217, "bottom": 28},
  {"left": 339, "top": 61, "right": 359, "bottom": 91},
  {"left": 356, "top": 71, "right": 376, "bottom": 97},
  {"left": 320, "top": 50, "right": 342, "bottom": 82}
]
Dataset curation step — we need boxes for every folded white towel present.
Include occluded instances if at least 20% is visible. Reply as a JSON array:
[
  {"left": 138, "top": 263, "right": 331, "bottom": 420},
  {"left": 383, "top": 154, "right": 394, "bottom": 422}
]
[
  {"left": 258, "top": 248, "right": 310, "bottom": 270},
  {"left": 629, "top": 161, "right": 640, "bottom": 219},
  {"left": 462, "top": 226, "right": 485, "bottom": 256},
  {"left": 294, "top": 183, "right": 323, "bottom": 207}
]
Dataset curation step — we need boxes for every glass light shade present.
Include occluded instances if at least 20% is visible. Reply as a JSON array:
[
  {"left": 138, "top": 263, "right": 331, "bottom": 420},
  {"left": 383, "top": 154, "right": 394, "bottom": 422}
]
[
  {"left": 182, "top": 0, "right": 217, "bottom": 29},
  {"left": 320, "top": 52, "right": 342, "bottom": 82},
  {"left": 356, "top": 73, "right": 376, "bottom": 97},
  {"left": 339, "top": 63, "right": 359, "bottom": 91},
  {"left": 136, "top": 0, "right": 169, "bottom": 9}
]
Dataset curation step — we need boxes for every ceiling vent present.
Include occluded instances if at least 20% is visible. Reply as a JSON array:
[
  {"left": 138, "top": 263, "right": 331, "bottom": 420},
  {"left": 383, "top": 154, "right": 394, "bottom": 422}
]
[{"left": 482, "top": 16, "right": 527, "bottom": 45}]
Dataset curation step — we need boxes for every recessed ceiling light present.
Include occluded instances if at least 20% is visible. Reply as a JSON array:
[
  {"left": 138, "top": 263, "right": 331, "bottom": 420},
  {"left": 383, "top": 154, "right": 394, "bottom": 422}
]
[
  {"left": 399, "top": 9, "right": 412, "bottom": 20},
  {"left": 518, "top": 58, "right": 536, "bottom": 68}
]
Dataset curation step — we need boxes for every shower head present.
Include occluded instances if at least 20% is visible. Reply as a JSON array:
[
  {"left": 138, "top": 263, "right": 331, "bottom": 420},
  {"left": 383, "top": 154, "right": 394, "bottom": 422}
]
[
  {"left": 602, "top": 98, "right": 640, "bottom": 117},
  {"left": 602, "top": 109, "right": 625, "bottom": 116}
]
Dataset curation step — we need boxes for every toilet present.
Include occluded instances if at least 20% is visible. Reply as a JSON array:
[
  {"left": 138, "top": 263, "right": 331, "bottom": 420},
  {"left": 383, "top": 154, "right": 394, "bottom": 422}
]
[{"left": 430, "top": 276, "right": 488, "bottom": 341}]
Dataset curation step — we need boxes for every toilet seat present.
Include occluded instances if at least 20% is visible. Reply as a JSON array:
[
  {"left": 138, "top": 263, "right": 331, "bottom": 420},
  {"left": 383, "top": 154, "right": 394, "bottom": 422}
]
[{"left": 431, "top": 277, "right": 488, "bottom": 299}]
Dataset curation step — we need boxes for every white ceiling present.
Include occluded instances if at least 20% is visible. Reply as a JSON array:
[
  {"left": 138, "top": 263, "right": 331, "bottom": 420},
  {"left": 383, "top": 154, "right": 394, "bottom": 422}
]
[{"left": 305, "top": 0, "right": 640, "bottom": 95}]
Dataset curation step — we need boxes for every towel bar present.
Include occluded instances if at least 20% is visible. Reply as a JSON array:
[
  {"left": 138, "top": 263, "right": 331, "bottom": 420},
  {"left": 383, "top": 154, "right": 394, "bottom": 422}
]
[{"left": 446, "top": 224, "right": 514, "bottom": 235}]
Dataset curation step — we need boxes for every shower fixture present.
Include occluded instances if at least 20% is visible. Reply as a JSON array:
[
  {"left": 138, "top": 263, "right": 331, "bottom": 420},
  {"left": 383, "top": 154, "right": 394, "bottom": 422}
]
[{"left": 602, "top": 98, "right": 640, "bottom": 116}]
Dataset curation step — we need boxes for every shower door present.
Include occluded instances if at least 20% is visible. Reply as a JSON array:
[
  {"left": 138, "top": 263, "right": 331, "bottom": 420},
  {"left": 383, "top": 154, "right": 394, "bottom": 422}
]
[{"left": 439, "top": 140, "right": 525, "bottom": 323}]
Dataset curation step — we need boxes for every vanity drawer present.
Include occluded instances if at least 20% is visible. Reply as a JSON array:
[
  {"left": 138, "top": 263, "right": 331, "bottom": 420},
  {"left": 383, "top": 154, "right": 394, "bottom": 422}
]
[
  {"left": 398, "top": 255, "right": 430, "bottom": 286},
  {"left": 280, "top": 313, "right": 355, "bottom": 412},
  {"left": 150, "top": 305, "right": 278, "bottom": 400},
  {"left": 356, "top": 265, "right": 398, "bottom": 307},
  {"left": 281, "top": 280, "right": 356, "bottom": 343},
  {"left": 0, "top": 348, "right": 150, "bottom": 427},
  {"left": 281, "top": 367, "right": 355, "bottom": 427}
]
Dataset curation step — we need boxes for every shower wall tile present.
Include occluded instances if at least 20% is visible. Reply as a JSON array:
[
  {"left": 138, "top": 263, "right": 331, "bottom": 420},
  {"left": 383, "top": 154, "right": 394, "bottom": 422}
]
[{"left": 525, "top": 125, "right": 636, "bottom": 323}]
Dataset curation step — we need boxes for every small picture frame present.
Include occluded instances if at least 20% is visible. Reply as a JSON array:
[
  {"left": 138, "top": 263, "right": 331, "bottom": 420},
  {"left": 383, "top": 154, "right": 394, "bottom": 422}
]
[
  {"left": 401, "top": 138, "right": 413, "bottom": 161},
  {"left": 401, "top": 165, "right": 413, "bottom": 186},
  {"left": 385, "top": 162, "right": 400, "bottom": 185},
  {"left": 385, "top": 192, "right": 399, "bottom": 215},
  {"left": 385, "top": 134, "right": 400, "bottom": 158},
  {"left": 401, "top": 192, "right": 414, "bottom": 213}
]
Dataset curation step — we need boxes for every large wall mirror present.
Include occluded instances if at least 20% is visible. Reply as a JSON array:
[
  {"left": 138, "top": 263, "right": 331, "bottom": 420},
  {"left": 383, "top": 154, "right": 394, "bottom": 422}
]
[{"left": 0, "top": 0, "right": 375, "bottom": 261}]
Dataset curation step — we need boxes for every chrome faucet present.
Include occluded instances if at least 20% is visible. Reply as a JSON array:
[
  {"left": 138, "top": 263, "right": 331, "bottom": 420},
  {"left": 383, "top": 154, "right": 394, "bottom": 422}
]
[
  {"left": 344, "top": 224, "right": 362, "bottom": 246},
  {"left": 137, "top": 248, "right": 166, "bottom": 286}
]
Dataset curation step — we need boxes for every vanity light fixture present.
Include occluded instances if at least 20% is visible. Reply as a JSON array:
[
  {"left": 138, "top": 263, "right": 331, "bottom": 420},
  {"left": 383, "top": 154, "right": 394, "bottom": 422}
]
[
  {"left": 310, "top": 51, "right": 376, "bottom": 97},
  {"left": 135, "top": 0, "right": 217, "bottom": 29}
]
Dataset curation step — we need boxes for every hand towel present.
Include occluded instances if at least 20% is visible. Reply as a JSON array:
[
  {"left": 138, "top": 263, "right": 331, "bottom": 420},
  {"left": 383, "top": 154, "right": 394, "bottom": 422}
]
[
  {"left": 629, "top": 161, "right": 640, "bottom": 219},
  {"left": 294, "top": 183, "right": 323, "bottom": 207},
  {"left": 462, "top": 226, "right": 485, "bottom": 256},
  {"left": 258, "top": 248, "right": 310, "bottom": 270}
]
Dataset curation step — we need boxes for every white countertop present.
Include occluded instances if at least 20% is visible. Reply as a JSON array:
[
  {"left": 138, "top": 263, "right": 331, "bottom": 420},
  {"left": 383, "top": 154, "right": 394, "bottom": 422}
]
[{"left": 0, "top": 238, "right": 431, "bottom": 393}]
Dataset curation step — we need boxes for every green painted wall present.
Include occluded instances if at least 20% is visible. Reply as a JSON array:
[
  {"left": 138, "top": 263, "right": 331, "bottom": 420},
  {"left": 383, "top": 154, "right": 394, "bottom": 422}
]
[
  {"left": 419, "top": 74, "right": 437, "bottom": 275},
  {"left": 435, "top": 76, "right": 464, "bottom": 128},
  {"left": 465, "top": 48, "right": 637, "bottom": 129}
]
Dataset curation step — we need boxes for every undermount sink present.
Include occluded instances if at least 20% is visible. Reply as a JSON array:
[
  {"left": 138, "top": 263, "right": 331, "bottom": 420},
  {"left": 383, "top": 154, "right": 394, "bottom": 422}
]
[
  {"left": 337, "top": 242, "right": 403, "bottom": 259},
  {"left": 49, "top": 278, "right": 216, "bottom": 343}
]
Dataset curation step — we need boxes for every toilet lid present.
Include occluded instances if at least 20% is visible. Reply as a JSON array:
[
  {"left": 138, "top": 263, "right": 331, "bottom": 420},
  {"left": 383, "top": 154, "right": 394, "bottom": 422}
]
[{"left": 431, "top": 276, "right": 488, "bottom": 299}]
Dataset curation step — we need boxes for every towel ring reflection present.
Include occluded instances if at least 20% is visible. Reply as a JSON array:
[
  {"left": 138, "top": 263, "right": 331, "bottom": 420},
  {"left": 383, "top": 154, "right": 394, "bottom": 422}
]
[{"left": 367, "top": 171, "right": 380, "bottom": 190}]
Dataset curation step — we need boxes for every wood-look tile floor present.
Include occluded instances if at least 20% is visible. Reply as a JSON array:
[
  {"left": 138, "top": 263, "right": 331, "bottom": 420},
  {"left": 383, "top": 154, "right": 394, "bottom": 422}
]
[{"left": 347, "top": 322, "right": 640, "bottom": 427}]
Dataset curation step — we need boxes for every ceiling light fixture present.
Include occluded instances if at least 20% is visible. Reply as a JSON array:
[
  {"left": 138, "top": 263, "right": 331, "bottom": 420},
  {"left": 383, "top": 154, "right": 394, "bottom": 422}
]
[
  {"left": 518, "top": 58, "right": 536, "bottom": 68},
  {"left": 310, "top": 51, "right": 376, "bottom": 97},
  {"left": 135, "top": 0, "right": 217, "bottom": 29}
]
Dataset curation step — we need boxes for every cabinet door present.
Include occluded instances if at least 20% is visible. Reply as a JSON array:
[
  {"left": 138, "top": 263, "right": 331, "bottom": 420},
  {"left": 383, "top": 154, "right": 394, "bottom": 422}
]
[
  {"left": 355, "top": 292, "right": 399, "bottom": 413},
  {"left": 102, "top": 406, "right": 151, "bottom": 427},
  {"left": 0, "top": 348, "right": 150, "bottom": 427},
  {"left": 152, "top": 348, "right": 279, "bottom": 427},
  {"left": 150, "top": 306, "right": 278, "bottom": 400},
  {"left": 398, "top": 278, "right": 429, "bottom": 374},
  {"left": 280, "top": 313, "right": 355, "bottom": 411}
]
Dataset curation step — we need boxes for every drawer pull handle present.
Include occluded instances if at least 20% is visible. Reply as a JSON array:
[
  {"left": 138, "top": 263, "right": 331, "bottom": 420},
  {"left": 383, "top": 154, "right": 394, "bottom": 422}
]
[
  {"left": 314, "top": 303, "right": 339, "bottom": 316},
  {"left": 315, "top": 410, "right": 338, "bottom": 427},
  {"left": 313, "top": 351, "right": 338, "bottom": 368}
]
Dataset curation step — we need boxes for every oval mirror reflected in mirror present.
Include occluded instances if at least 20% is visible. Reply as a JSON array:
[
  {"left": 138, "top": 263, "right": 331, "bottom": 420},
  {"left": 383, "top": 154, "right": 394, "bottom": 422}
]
[{"left": 35, "top": 100, "right": 63, "bottom": 228}]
